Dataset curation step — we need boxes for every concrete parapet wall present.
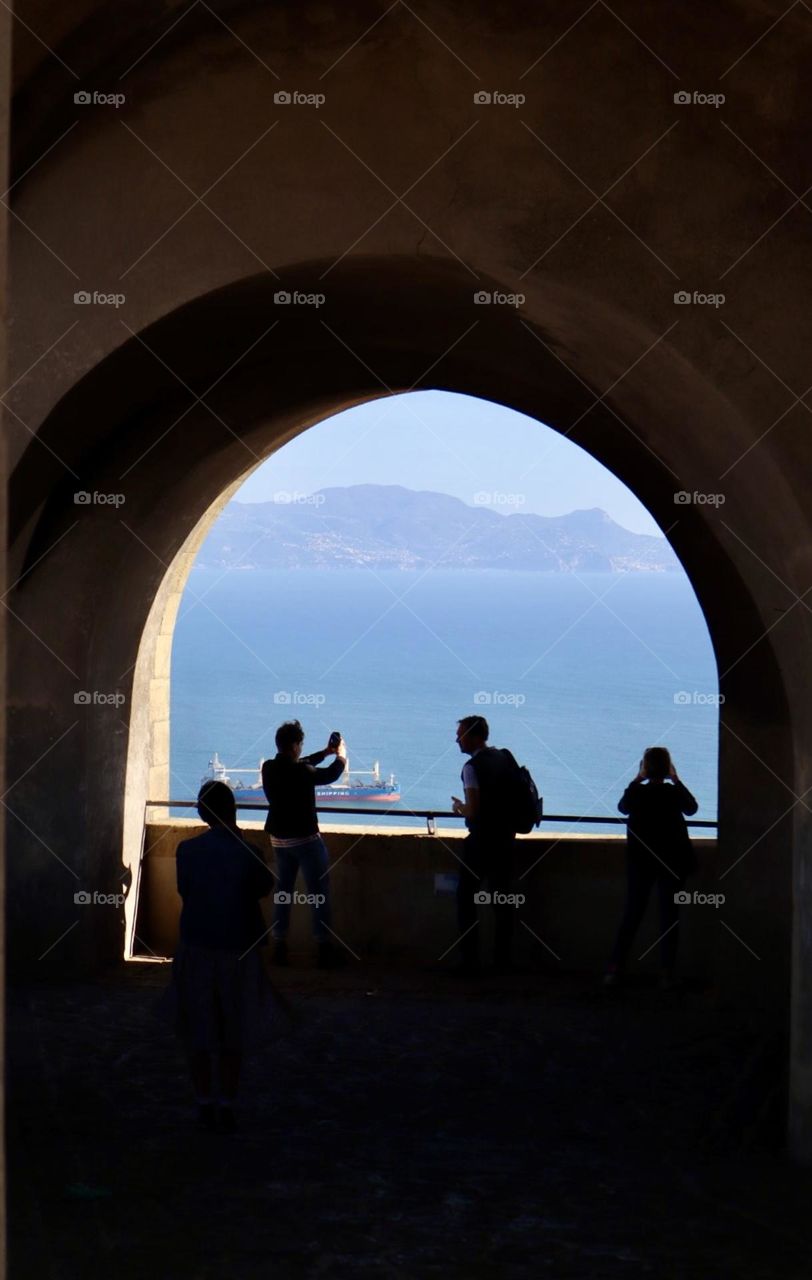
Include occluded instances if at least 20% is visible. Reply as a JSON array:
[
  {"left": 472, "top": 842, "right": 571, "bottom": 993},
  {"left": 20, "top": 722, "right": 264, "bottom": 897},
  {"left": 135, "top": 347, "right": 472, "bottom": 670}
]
[{"left": 139, "top": 822, "right": 734, "bottom": 989}]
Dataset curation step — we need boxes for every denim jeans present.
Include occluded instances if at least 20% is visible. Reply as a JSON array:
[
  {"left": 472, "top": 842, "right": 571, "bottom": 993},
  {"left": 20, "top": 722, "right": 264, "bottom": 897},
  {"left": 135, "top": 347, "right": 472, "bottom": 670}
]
[
  {"left": 456, "top": 832, "right": 516, "bottom": 967},
  {"left": 609, "top": 850, "right": 685, "bottom": 973},
  {"left": 272, "top": 836, "right": 332, "bottom": 940}
]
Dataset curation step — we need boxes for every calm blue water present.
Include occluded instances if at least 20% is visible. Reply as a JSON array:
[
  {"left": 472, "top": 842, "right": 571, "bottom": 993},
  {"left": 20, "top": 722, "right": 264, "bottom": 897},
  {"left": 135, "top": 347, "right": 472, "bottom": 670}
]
[{"left": 170, "top": 569, "right": 719, "bottom": 834}]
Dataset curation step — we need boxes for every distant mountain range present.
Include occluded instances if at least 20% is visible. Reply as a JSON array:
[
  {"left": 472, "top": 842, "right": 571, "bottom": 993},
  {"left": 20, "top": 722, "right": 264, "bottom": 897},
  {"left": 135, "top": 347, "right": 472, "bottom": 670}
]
[{"left": 196, "top": 485, "right": 678, "bottom": 573}]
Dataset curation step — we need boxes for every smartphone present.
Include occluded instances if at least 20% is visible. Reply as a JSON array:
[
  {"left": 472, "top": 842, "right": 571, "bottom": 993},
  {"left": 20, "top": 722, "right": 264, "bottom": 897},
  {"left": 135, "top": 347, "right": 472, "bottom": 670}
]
[{"left": 328, "top": 731, "right": 342, "bottom": 750}]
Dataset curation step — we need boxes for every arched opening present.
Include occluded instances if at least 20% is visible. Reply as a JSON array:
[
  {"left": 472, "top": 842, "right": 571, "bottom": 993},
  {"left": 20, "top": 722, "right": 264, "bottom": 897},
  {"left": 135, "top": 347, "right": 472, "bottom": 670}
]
[
  {"left": 129, "top": 385, "right": 722, "bottom": 973},
  {"left": 162, "top": 388, "right": 720, "bottom": 834},
  {"left": 8, "top": 260, "right": 793, "bottom": 1010}
]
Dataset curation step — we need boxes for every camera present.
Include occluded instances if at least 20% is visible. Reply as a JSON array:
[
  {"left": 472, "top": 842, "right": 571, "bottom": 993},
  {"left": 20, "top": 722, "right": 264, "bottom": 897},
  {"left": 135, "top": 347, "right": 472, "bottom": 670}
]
[{"left": 328, "top": 731, "right": 342, "bottom": 750}]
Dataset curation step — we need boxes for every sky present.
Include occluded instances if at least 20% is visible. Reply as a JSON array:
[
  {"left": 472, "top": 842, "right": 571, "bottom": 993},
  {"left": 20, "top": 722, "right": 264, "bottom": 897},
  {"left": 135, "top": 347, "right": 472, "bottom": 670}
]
[{"left": 234, "top": 390, "right": 664, "bottom": 537}]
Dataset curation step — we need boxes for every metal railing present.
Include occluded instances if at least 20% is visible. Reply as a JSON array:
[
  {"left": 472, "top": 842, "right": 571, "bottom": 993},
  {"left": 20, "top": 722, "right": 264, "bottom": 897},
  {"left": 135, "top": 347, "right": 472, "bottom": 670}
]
[
  {"left": 127, "top": 799, "right": 717, "bottom": 959},
  {"left": 146, "top": 799, "right": 718, "bottom": 838}
]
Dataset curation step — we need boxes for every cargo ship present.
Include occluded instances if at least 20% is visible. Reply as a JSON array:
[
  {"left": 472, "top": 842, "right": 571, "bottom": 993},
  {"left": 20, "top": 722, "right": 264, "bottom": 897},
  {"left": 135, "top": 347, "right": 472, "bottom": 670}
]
[{"left": 201, "top": 750, "right": 400, "bottom": 804}]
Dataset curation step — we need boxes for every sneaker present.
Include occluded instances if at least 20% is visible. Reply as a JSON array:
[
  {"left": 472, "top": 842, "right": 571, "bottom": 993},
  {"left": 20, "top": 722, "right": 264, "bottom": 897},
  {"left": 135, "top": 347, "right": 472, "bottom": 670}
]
[
  {"left": 197, "top": 1103, "right": 217, "bottom": 1133},
  {"left": 216, "top": 1105, "right": 238, "bottom": 1134},
  {"left": 272, "top": 939, "right": 288, "bottom": 966}
]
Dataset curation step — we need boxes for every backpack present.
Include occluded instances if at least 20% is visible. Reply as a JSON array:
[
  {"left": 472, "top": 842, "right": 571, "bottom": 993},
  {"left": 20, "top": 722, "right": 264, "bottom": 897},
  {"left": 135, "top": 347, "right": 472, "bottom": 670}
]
[
  {"left": 470, "top": 748, "right": 543, "bottom": 835},
  {"left": 503, "top": 752, "right": 543, "bottom": 834}
]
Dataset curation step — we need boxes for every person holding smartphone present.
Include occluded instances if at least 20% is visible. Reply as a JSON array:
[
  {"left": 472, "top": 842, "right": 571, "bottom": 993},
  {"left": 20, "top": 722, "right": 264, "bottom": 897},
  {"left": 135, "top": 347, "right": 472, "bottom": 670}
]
[
  {"left": 604, "top": 746, "right": 698, "bottom": 990},
  {"left": 262, "top": 720, "right": 347, "bottom": 968}
]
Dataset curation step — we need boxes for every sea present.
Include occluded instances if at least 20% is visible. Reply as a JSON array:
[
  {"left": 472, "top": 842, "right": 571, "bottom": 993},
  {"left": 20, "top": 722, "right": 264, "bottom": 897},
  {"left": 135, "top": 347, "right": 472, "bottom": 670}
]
[{"left": 170, "top": 568, "right": 719, "bottom": 835}]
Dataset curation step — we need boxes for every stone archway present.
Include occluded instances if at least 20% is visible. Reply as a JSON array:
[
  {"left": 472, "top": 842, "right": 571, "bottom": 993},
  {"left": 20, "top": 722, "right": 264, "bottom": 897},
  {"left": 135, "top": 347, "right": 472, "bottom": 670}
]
[
  {"left": 8, "top": 257, "right": 795, "bottom": 1007},
  {"left": 121, "top": 375, "right": 728, "bottom": 963},
  {"left": 6, "top": 0, "right": 812, "bottom": 1182}
]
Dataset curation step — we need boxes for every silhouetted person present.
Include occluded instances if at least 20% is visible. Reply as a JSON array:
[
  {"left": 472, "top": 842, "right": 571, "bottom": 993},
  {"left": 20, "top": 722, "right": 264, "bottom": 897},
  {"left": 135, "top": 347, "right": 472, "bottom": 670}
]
[
  {"left": 605, "top": 746, "right": 698, "bottom": 990},
  {"left": 168, "top": 779, "right": 275, "bottom": 1133},
  {"left": 452, "top": 715, "right": 518, "bottom": 975},
  {"left": 262, "top": 720, "right": 347, "bottom": 968}
]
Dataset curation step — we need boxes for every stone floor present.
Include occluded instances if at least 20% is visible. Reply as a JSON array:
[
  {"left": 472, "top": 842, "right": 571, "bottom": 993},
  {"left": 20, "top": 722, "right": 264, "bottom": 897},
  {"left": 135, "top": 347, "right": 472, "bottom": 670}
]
[{"left": 8, "top": 960, "right": 812, "bottom": 1278}]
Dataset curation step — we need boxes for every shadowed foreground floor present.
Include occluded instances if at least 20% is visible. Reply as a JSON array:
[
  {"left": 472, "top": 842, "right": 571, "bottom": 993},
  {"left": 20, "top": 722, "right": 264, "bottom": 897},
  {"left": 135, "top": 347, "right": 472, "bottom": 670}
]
[{"left": 8, "top": 962, "right": 812, "bottom": 1278}]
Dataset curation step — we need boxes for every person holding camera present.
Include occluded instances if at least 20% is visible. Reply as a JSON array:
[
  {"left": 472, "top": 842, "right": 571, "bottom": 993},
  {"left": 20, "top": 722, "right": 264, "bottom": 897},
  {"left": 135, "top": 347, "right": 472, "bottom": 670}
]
[
  {"left": 604, "top": 746, "right": 698, "bottom": 990},
  {"left": 262, "top": 720, "right": 347, "bottom": 968}
]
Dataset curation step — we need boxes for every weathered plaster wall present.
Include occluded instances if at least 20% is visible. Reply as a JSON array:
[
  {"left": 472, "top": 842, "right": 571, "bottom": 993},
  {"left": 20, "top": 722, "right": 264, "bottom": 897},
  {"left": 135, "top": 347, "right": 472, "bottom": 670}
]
[{"left": 6, "top": 0, "right": 812, "bottom": 1155}]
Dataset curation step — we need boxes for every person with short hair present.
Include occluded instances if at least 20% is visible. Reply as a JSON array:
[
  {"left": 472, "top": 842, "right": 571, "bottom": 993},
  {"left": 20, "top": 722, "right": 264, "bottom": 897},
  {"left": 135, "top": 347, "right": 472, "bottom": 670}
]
[
  {"left": 604, "top": 746, "right": 698, "bottom": 990},
  {"left": 166, "top": 779, "right": 276, "bottom": 1133},
  {"left": 451, "top": 715, "right": 519, "bottom": 975},
  {"left": 262, "top": 720, "right": 347, "bottom": 968}
]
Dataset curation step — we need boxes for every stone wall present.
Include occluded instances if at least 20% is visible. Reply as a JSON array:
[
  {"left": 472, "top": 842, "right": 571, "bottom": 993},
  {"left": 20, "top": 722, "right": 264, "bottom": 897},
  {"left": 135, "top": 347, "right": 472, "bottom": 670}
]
[{"left": 7, "top": 0, "right": 812, "bottom": 1153}]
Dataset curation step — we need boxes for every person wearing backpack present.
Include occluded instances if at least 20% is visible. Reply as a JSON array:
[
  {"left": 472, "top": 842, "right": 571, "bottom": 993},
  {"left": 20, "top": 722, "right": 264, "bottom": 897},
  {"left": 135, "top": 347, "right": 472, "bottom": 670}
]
[{"left": 451, "top": 714, "right": 536, "bottom": 975}]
